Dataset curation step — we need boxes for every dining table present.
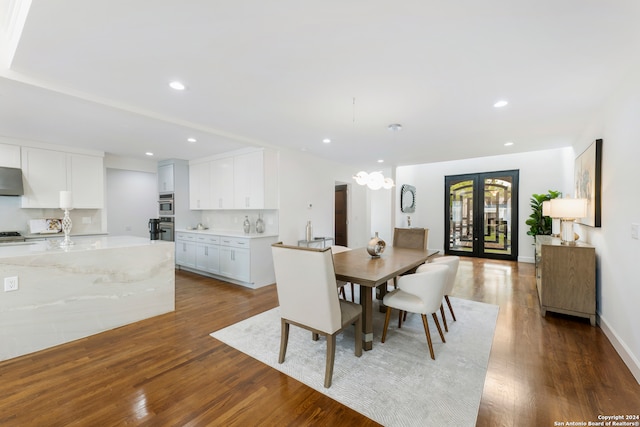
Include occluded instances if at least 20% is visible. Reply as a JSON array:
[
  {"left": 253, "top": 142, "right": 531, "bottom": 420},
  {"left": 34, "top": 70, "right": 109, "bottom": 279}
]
[{"left": 332, "top": 246, "right": 439, "bottom": 351}]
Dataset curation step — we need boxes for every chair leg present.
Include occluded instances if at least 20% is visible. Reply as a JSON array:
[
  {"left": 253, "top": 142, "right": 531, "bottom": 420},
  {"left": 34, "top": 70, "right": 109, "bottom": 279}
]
[
  {"left": 440, "top": 303, "right": 448, "bottom": 332},
  {"left": 432, "top": 313, "right": 446, "bottom": 343},
  {"left": 354, "top": 315, "right": 362, "bottom": 357},
  {"left": 445, "top": 295, "right": 456, "bottom": 321},
  {"left": 279, "top": 319, "right": 289, "bottom": 364},
  {"left": 420, "top": 314, "right": 435, "bottom": 360},
  {"left": 403, "top": 311, "right": 407, "bottom": 322},
  {"left": 325, "top": 333, "right": 336, "bottom": 388},
  {"left": 339, "top": 287, "right": 346, "bottom": 300},
  {"left": 350, "top": 283, "right": 355, "bottom": 302},
  {"left": 398, "top": 310, "right": 403, "bottom": 328},
  {"left": 312, "top": 332, "right": 319, "bottom": 341},
  {"left": 381, "top": 307, "right": 392, "bottom": 343}
]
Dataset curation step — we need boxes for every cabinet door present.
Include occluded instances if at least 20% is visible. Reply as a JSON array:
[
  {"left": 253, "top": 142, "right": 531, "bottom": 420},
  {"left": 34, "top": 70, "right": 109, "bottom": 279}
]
[
  {"left": 196, "top": 243, "right": 220, "bottom": 274},
  {"left": 21, "top": 147, "right": 67, "bottom": 208},
  {"left": 210, "top": 157, "right": 234, "bottom": 209},
  {"left": 234, "top": 151, "right": 264, "bottom": 209},
  {"left": 189, "top": 162, "right": 212, "bottom": 210},
  {"left": 158, "top": 163, "right": 174, "bottom": 192},
  {"left": 219, "top": 246, "right": 250, "bottom": 282},
  {"left": 176, "top": 241, "right": 196, "bottom": 268},
  {"left": 69, "top": 154, "right": 104, "bottom": 208}
]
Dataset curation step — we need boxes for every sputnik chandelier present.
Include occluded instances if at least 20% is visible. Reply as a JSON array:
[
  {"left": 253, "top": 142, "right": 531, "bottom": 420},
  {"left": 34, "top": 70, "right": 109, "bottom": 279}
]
[{"left": 353, "top": 171, "right": 395, "bottom": 190}]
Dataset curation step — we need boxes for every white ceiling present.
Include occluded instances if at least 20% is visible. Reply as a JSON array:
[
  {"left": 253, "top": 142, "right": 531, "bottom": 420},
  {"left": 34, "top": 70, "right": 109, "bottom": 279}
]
[{"left": 1, "top": 0, "right": 639, "bottom": 168}]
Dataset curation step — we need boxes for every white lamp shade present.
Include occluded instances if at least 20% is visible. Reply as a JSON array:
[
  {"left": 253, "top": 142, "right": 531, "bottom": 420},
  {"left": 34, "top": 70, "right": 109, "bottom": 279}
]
[
  {"left": 353, "top": 171, "right": 369, "bottom": 186},
  {"left": 542, "top": 200, "right": 551, "bottom": 216},
  {"left": 59, "top": 190, "right": 73, "bottom": 209},
  {"left": 382, "top": 177, "right": 395, "bottom": 189},
  {"left": 367, "top": 172, "right": 384, "bottom": 190},
  {"left": 550, "top": 198, "right": 587, "bottom": 219}
]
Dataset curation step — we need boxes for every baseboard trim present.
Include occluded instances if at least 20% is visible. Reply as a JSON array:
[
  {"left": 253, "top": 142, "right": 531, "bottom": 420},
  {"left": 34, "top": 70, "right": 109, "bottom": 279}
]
[{"left": 599, "top": 314, "right": 640, "bottom": 385}]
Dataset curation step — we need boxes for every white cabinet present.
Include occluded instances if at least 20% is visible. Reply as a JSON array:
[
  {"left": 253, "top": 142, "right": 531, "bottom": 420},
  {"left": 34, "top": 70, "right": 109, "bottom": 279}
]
[
  {"left": 158, "top": 163, "right": 174, "bottom": 193},
  {"left": 21, "top": 147, "right": 67, "bottom": 208},
  {"left": 219, "top": 237, "right": 251, "bottom": 282},
  {"left": 21, "top": 147, "right": 104, "bottom": 209},
  {"left": 189, "top": 162, "right": 212, "bottom": 210},
  {"left": 176, "top": 231, "right": 276, "bottom": 288},
  {"left": 195, "top": 235, "right": 220, "bottom": 274},
  {"left": 68, "top": 153, "right": 104, "bottom": 208},
  {"left": 233, "top": 149, "right": 278, "bottom": 209},
  {"left": 210, "top": 157, "right": 234, "bottom": 209},
  {"left": 175, "top": 232, "right": 196, "bottom": 268},
  {"left": 189, "top": 148, "right": 278, "bottom": 211},
  {"left": 0, "top": 143, "right": 21, "bottom": 168}
]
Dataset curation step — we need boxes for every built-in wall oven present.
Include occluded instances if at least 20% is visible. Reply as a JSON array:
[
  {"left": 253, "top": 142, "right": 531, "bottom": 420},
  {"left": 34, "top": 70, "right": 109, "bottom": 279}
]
[
  {"left": 159, "top": 217, "right": 174, "bottom": 242},
  {"left": 158, "top": 193, "right": 174, "bottom": 216}
]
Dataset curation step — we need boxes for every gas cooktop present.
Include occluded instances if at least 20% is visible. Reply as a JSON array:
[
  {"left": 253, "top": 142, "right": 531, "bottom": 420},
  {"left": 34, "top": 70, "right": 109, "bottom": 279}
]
[{"left": 0, "top": 231, "right": 26, "bottom": 243}]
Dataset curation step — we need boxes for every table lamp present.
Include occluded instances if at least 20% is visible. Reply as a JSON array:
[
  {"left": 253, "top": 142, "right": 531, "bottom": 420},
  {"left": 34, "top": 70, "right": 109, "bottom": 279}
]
[{"left": 549, "top": 197, "right": 587, "bottom": 245}]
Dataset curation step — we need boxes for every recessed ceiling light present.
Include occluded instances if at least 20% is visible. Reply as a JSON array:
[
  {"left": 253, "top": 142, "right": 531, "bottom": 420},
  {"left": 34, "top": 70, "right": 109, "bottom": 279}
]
[
  {"left": 187, "top": 137, "right": 197, "bottom": 143},
  {"left": 504, "top": 141, "right": 514, "bottom": 146},
  {"left": 377, "top": 159, "right": 384, "bottom": 163},
  {"left": 322, "top": 138, "right": 331, "bottom": 144},
  {"left": 169, "top": 81, "right": 186, "bottom": 91},
  {"left": 388, "top": 123, "right": 402, "bottom": 132},
  {"left": 145, "top": 152, "right": 154, "bottom": 156},
  {"left": 494, "top": 100, "right": 508, "bottom": 108}
]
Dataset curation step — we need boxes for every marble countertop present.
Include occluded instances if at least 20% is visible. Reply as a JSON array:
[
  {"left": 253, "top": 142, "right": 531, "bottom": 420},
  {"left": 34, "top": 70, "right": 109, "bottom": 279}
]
[
  {"left": 175, "top": 228, "right": 279, "bottom": 239},
  {"left": 0, "top": 235, "right": 172, "bottom": 259}
]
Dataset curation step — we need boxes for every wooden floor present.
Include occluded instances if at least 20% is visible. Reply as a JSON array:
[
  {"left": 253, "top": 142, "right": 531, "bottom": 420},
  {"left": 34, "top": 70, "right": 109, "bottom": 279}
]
[{"left": 1, "top": 258, "right": 638, "bottom": 426}]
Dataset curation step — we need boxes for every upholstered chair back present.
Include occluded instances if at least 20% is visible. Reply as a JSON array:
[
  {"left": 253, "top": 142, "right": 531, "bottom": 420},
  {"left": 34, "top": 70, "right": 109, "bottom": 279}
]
[
  {"left": 425, "top": 256, "right": 460, "bottom": 295},
  {"left": 392, "top": 227, "right": 429, "bottom": 250},
  {"left": 396, "top": 263, "right": 449, "bottom": 314},
  {"left": 272, "top": 244, "right": 342, "bottom": 334}
]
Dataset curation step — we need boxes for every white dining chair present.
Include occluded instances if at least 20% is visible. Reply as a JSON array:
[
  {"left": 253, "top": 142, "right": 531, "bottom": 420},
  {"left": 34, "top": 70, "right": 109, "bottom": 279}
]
[
  {"left": 271, "top": 243, "right": 362, "bottom": 388},
  {"left": 421, "top": 255, "right": 460, "bottom": 332},
  {"left": 381, "top": 263, "right": 449, "bottom": 360}
]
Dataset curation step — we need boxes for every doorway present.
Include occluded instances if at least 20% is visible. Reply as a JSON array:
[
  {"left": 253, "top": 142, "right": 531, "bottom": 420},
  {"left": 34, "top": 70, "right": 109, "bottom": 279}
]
[
  {"left": 334, "top": 184, "right": 348, "bottom": 246},
  {"left": 444, "top": 170, "right": 519, "bottom": 260}
]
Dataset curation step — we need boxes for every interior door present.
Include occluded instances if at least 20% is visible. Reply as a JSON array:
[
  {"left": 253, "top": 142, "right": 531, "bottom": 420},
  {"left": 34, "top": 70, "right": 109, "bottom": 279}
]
[
  {"left": 445, "top": 170, "right": 519, "bottom": 260},
  {"left": 334, "top": 184, "right": 348, "bottom": 246}
]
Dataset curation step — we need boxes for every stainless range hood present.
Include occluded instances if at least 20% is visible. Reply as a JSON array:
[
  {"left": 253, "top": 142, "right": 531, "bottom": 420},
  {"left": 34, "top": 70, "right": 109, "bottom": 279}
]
[{"left": 0, "top": 167, "right": 24, "bottom": 196}]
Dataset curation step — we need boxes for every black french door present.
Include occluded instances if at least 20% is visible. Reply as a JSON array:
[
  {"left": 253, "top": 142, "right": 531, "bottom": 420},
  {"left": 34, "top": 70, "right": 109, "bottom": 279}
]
[{"left": 444, "top": 170, "right": 519, "bottom": 260}]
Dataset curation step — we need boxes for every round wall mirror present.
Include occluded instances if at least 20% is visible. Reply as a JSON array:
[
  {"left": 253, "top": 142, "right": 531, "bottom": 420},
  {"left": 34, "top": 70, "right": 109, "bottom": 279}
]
[{"left": 400, "top": 184, "right": 416, "bottom": 213}]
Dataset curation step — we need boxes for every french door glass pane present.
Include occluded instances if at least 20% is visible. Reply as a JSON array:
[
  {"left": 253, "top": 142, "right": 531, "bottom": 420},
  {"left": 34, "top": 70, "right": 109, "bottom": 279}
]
[
  {"left": 448, "top": 179, "right": 474, "bottom": 253},
  {"left": 483, "top": 176, "right": 513, "bottom": 256}
]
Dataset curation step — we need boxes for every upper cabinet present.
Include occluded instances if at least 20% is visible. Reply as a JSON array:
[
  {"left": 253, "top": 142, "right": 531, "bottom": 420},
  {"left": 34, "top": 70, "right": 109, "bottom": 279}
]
[
  {"left": 21, "top": 147, "right": 104, "bottom": 209},
  {"left": 158, "top": 163, "right": 174, "bottom": 193},
  {"left": 189, "top": 161, "right": 212, "bottom": 210},
  {"left": 210, "top": 157, "right": 234, "bottom": 209},
  {"left": 189, "top": 148, "right": 278, "bottom": 210}
]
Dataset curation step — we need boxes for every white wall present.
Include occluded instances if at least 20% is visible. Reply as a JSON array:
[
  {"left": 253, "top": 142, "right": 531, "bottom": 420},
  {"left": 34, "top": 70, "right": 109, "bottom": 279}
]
[
  {"left": 277, "top": 148, "right": 371, "bottom": 249},
  {"left": 573, "top": 67, "right": 640, "bottom": 383},
  {"left": 395, "top": 147, "right": 574, "bottom": 261},
  {"left": 106, "top": 168, "right": 158, "bottom": 238}
]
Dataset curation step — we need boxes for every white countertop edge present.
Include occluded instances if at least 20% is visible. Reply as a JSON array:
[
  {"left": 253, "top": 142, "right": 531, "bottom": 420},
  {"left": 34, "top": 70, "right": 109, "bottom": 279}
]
[{"left": 175, "top": 229, "right": 279, "bottom": 238}]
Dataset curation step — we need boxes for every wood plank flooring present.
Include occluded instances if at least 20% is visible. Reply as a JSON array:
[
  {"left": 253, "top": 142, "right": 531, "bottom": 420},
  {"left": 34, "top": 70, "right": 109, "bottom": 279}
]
[{"left": 0, "top": 258, "right": 638, "bottom": 426}]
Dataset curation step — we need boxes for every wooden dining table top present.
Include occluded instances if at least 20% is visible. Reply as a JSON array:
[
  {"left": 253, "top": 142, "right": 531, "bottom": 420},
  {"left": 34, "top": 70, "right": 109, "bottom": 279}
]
[{"left": 332, "top": 246, "right": 439, "bottom": 287}]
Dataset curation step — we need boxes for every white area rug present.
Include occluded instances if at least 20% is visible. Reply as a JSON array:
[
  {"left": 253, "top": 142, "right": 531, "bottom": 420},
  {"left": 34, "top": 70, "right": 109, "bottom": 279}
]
[{"left": 211, "top": 297, "right": 498, "bottom": 427}]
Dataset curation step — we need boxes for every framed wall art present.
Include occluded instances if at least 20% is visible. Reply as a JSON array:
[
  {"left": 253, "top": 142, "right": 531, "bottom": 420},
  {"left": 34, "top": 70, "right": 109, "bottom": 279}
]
[{"left": 574, "top": 139, "right": 602, "bottom": 227}]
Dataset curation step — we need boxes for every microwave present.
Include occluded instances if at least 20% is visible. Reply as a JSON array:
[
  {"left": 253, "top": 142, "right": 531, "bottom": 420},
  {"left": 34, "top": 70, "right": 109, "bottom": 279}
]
[{"left": 158, "top": 193, "right": 174, "bottom": 215}]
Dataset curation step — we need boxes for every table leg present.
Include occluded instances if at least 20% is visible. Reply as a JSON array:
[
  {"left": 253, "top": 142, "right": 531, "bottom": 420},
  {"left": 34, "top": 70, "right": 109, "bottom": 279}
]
[{"left": 360, "top": 285, "right": 373, "bottom": 351}]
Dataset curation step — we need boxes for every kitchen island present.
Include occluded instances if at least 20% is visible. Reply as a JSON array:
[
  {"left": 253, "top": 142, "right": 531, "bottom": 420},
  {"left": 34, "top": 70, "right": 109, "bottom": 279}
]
[{"left": 0, "top": 236, "right": 175, "bottom": 361}]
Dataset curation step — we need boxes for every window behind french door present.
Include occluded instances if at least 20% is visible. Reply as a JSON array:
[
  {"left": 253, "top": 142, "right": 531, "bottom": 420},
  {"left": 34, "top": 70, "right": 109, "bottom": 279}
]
[{"left": 444, "top": 170, "right": 519, "bottom": 260}]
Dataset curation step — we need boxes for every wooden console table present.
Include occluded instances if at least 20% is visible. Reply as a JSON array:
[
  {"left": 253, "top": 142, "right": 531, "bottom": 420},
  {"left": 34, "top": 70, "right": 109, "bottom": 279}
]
[{"left": 535, "top": 235, "right": 596, "bottom": 326}]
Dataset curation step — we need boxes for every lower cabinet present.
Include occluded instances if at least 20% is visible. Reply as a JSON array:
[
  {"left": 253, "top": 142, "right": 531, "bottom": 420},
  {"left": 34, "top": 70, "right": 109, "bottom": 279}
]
[
  {"left": 175, "top": 234, "right": 196, "bottom": 268},
  {"left": 175, "top": 231, "right": 277, "bottom": 288}
]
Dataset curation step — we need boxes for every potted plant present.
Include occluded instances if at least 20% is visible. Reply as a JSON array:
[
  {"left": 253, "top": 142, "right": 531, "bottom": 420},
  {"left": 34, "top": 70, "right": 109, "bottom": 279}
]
[{"left": 526, "top": 190, "right": 561, "bottom": 238}]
